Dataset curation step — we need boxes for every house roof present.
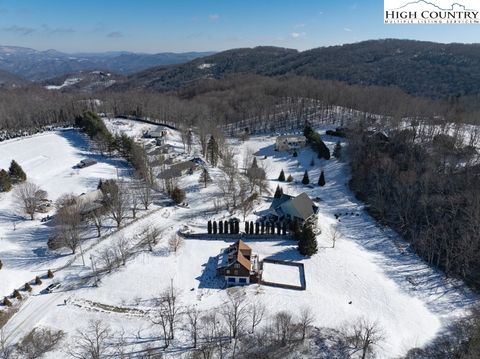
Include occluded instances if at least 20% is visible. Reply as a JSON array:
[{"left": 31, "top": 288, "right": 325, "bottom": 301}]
[
  {"left": 270, "top": 192, "right": 317, "bottom": 221},
  {"left": 157, "top": 160, "right": 198, "bottom": 179},
  {"left": 270, "top": 193, "right": 293, "bottom": 211},
  {"left": 276, "top": 135, "right": 306, "bottom": 141},
  {"left": 218, "top": 240, "right": 252, "bottom": 273}
]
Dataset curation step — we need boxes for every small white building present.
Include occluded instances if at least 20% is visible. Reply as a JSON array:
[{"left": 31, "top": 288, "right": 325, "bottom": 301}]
[{"left": 275, "top": 135, "right": 307, "bottom": 152}]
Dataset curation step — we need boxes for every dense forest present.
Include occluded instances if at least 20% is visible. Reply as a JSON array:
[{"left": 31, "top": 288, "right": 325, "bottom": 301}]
[{"left": 117, "top": 39, "right": 480, "bottom": 99}]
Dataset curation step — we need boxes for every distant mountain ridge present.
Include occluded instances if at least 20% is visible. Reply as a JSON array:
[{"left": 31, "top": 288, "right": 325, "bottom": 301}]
[
  {"left": 117, "top": 39, "right": 480, "bottom": 99},
  {"left": 0, "top": 45, "right": 215, "bottom": 81}
]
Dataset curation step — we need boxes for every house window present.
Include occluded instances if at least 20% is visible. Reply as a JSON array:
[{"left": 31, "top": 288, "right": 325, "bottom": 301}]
[
  {"left": 239, "top": 278, "right": 247, "bottom": 284},
  {"left": 234, "top": 270, "right": 238, "bottom": 275},
  {"left": 234, "top": 263, "right": 240, "bottom": 269},
  {"left": 226, "top": 270, "right": 230, "bottom": 274},
  {"left": 228, "top": 277, "right": 236, "bottom": 283}
]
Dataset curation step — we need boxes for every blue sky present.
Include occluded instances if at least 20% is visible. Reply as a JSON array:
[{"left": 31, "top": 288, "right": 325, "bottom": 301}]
[{"left": 0, "top": 0, "right": 479, "bottom": 53}]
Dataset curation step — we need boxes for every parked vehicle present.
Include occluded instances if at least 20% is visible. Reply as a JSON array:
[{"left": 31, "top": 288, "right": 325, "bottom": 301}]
[{"left": 41, "top": 282, "right": 61, "bottom": 294}]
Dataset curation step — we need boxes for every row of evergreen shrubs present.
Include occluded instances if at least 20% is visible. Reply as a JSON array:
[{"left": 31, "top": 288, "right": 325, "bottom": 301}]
[
  {"left": 207, "top": 220, "right": 290, "bottom": 236},
  {"left": 0, "top": 160, "right": 27, "bottom": 192},
  {"left": 304, "top": 124, "right": 331, "bottom": 160},
  {"left": 2, "top": 270, "right": 54, "bottom": 307},
  {"left": 277, "top": 169, "right": 326, "bottom": 186}
]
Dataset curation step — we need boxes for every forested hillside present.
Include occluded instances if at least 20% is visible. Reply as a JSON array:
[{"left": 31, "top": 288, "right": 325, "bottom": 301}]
[{"left": 120, "top": 39, "right": 480, "bottom": 99}]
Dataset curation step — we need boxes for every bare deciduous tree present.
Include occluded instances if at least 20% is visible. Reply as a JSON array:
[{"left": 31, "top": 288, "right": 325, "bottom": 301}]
[
  {"left": 102, "top": 180, "right": 129, "bottom": 228},
  {"left": 249, "top": 301, "right": 266, "bottom": 334},
  {"left": 54, "top": 196, "right": 83, "bottom": 254},
  {"left": 298, "top": 307, "right": 315, "bottom": 341},
  {"left": 116, "top": 236, "right": 131, "bottom": 266},
  {"left": 186, "top": 306, "right": 201, "bottom": 348},
  {"left": 168, "top": 234, "right": 184, "bottom": 253},
  {"left": 273, "top": 311, "right": 293, "bottom": 346},
  {"left": 16, "top": 327, "right": 65, "bottom": 359},
  {"left": 342, "top": 318, "right": 385, "bottom": 359},
  {"left": 68, "top": 320, "right": 111, "bottom": 359},
  {"left": 14, "top": 182, "right": 48, "bottom": 220}
]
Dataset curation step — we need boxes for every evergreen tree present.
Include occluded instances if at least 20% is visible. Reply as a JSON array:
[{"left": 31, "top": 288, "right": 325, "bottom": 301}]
[
  {"left": 278, "top": 169, "right": 285, "bottom": 182},
  {"left": 251, "top": 157, "right": 258, "bottom": 168},
  {"left": 206, "top": 136, "right": 219, "bottom": 167},
  {"left": 293, "top": 150, "right": 298, "bottom": 157},
  {"left": 274, "top": 185, "right": 283, "bottom": 198},
  {"left": 310, "top": 157, "right": 315, "bottom": 166},
  {"left": 318, "top": 170, "right": 326, "bottom": 186},
  {"left": 298, "top": 222, "right": 318, "bottom": 256},
  {"left": 208, "top": 220, "right": 212, "bottom": 234},
  {"left": 333, "top": 141, "right": 342, "bottom": 159},
  {"left": 287, "top": 174, "right": 293, "bottom": 182},
  {"left": 0, "top": 169, "right": 12, "bottom": 192},
  {"left": 304, "top": 124, "right": 331, "bottom": 160},
  {"left": 302, "top": 170, "right": 310, "bottom": 185},
  {"left": 8, "top": 160, "right": 26, "bottom": 183}
]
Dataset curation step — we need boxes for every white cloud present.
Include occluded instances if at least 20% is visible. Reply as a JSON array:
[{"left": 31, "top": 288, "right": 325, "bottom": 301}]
[
  {"left": 291, "top": 32, "right": 306, "bottom": 39},
  {"left": 208, "top": 14, "right": 220, "bottom": 21},
  {"left": 344, "top": 27, "right": 352, "bottom": 32},
  {"left": 294, "top": 23, "right": 306, "bottom": 28}
]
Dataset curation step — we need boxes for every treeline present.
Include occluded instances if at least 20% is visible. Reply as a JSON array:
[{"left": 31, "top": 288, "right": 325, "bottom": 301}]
[
  {"left": 348, "top": 122, "right": 480, "bottom": 288},
  {"left": 75, "top": 111, "right": 151, "bottom": 183},
  {"left": 0, "top": 87, "right": 94, "bottom": 137}
]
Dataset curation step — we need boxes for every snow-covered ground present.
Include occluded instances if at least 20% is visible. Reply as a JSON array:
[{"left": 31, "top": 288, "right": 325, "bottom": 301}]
[
  {"left": 45, "top": 78, "right": 81, "bottom": 90},
  {"left": 262, "top": 262, "right": 302, "bottom": 287},
  {"left": 0, "top": 130, "right": 128, "bottom": 295},
  {"left": 0, "top": 119, "right": 477, "bottom": 358}
]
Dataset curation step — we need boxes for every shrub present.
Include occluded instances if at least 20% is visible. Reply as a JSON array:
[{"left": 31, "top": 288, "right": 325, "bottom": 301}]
[
  {"left": 0, "top": 169, "right": 12, "bottom": 192},
  {"left": 3, "top": 296, "right": 12, "bottom": 307},
  {"left": 171, "top": 186, "right": 186, "bottom": 204},
  {"left": 35, "top": 276, "right": 42, "bottom": 285},
  {"left": 24, "top": 282, "right": 32, "bottom": 292},
  {"left": 287, "top": 174, "right": 293, "bottom": 182},
  {"left": 0, "top": 259, "right": 2, "bottom": 270},
  {"left": 13, "top": 289, "right": 22, "bottom": 300},
  {"left": 47, "top": 270, "right": 54, "bottom": 279}
]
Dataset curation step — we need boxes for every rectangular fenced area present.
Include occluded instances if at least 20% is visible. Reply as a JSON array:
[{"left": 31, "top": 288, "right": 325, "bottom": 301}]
[{"left": 261, "top": 259, "right": 306, "bottom": 290}]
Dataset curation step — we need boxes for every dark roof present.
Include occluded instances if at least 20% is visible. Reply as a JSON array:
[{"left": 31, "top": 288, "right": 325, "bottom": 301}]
[
  {"left": 270, "top": 192, "right": 317, "bottom": 221},
  {"left": 157, "top": 160, "right": 198, "bottom": 179},
  {"left": 271, "top": 193, "right": 293, "bottom": 210}
]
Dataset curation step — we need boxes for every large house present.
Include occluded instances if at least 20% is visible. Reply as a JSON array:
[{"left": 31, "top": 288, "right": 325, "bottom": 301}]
[
  {"left": 217, "top": 240, "right": 259, "bottom": 285},
  {"left": 269, "top": 192, "right": 318, "bottom": 223},
  {"left": 275, "top": 135, "right": 307, "bottom": 152}
]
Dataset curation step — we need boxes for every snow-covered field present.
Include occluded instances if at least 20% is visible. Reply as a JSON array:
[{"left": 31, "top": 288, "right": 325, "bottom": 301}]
[
  {"left": 0, "top": 119, "right": 477, "bottom": 358},
  {"left": 262, "top": 262, "right": 302, "bottom": 287},
  {"left": 0, "top": 130, "right": 128, "bottom": 295}
]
